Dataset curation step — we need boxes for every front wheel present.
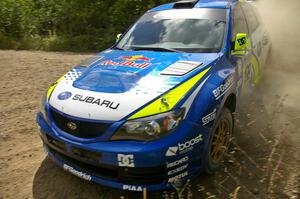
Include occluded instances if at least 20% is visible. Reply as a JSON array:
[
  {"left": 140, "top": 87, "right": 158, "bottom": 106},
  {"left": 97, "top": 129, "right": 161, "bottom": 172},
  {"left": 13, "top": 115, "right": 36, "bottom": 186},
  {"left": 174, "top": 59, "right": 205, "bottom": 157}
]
[{"left": 204, "top": 107, "right": 233, "bottom": 173}]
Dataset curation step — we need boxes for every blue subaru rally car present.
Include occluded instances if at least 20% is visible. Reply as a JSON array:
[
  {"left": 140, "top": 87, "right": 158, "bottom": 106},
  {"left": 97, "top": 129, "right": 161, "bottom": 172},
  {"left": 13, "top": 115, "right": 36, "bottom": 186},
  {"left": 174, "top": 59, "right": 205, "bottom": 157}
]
[{"left": 36, "top": 0, "right": 270, "bottom": 192}]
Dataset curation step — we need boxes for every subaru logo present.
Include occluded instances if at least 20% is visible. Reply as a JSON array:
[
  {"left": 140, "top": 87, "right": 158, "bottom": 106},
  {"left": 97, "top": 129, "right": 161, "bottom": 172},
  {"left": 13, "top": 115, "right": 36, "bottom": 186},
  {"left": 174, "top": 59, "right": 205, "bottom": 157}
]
[
  {"left": 67, "top": 122, "right": 77, "bottom": 130},
  {"left": 58, "top": 92, "right": 72, "bottom": 100}
]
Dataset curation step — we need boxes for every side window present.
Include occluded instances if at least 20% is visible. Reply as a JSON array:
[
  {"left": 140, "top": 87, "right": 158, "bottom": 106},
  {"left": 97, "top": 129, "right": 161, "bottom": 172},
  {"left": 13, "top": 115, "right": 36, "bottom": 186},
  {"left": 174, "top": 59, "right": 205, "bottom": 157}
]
[
  {"left": 231, "top": 4, "right": 249, "bottom": 43},
  {"left": 240, "top": 3, "right": 260, "bottom": 34}
]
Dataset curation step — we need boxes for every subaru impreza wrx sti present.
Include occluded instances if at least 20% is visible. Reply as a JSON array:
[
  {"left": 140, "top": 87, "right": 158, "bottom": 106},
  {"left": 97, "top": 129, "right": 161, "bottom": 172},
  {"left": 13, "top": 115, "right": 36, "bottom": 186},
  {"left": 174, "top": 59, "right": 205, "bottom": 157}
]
[{"left": 36, "top": 0, "right": 270, "bottom": 192}]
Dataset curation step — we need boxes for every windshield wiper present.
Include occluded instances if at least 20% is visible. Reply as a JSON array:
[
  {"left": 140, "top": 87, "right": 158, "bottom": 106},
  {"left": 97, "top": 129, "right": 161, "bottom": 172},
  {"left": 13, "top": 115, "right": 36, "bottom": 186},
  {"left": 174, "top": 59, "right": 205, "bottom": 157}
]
[
  {"left": 130, "top": 46, "right": 183, "bottom": 53},
  {"left": 112, "top": 46, "right": 125, "bottom": 51}
]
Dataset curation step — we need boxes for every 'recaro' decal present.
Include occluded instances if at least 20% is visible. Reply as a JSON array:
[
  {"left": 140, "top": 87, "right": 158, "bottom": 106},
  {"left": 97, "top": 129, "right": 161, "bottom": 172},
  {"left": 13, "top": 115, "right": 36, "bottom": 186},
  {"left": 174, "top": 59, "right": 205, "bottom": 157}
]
[
  {"left": 167, "top": 156, "right": 189, "bottom": 168},
  {"left": 72, "top": 94, "right": 120, "bottom": 110}
]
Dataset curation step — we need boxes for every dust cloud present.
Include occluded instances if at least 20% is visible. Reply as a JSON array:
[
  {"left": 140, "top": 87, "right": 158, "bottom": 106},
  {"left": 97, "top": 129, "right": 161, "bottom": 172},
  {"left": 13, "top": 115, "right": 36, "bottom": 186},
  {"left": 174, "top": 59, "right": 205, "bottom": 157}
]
[
  {"left": 257, "top": 0, "right": 300, "bottom": 68},
  {"left": 255, "top": 0, "right": 300, "bottom": 197},
  {"left": 255, "top": 0, "right": 300, "bottom": 150}
]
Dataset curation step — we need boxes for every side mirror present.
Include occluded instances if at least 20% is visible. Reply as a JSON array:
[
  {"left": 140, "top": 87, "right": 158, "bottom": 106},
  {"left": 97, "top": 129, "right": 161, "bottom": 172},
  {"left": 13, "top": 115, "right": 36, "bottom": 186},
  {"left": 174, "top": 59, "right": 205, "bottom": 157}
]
[
  {"left": 232, "top": 33, "right": 249, "bottom": 55},
  {"left": 116, "top": 33, "right": 122, "bottom": 42}
]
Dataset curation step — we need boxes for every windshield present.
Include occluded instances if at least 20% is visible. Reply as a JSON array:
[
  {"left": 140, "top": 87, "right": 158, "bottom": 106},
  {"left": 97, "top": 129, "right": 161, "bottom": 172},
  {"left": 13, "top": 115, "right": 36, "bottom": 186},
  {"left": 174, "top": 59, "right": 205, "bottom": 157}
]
[{"left": 116, "top": 8, "right": 227, "bottom": 53}]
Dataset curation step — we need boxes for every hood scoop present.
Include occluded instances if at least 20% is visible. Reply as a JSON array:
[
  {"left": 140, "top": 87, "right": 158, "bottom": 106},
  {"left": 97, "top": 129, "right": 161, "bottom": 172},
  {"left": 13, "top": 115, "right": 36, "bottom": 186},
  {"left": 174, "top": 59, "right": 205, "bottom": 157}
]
[
  {"left": 160, "top": 61, "right": 203, "bottom": 76},
  {"left": 173, "top": 0, "right": 199, "bottom": 9},
  {"left": 73, "top": 69, "right": 141, "bottom": 93}
]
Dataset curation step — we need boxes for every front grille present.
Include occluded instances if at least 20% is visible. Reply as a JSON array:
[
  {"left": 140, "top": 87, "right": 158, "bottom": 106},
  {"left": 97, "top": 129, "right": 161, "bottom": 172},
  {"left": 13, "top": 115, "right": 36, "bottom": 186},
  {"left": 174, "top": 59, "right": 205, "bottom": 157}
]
[
  {"left": 50, "top": 108, "right": 111, "bottom": 138},
  {"left": 46, "top": 144, "right": 166, "bottom": 184}
]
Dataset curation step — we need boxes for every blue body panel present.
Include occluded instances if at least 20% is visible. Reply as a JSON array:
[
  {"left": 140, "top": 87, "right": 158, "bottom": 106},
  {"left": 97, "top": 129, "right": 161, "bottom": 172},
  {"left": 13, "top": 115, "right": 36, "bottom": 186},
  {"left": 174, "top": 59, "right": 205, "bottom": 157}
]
[{"left": 73, "top": 50, "right": 219, "bottom": 94}]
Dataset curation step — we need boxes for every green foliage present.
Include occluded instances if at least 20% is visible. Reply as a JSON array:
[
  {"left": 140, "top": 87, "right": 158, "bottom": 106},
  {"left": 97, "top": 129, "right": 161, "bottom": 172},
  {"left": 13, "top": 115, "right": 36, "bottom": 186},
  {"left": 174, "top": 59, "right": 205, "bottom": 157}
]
[{"left": 0, "top": 0, "right": 176, "bottom": 51}]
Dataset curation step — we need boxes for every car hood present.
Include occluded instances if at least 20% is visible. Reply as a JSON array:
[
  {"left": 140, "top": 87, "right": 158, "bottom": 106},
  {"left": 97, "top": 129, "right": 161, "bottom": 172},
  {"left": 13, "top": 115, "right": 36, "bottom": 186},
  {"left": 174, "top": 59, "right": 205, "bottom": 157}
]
[{"left": 49, "top": 49, "right": 219, "bottom": 121}]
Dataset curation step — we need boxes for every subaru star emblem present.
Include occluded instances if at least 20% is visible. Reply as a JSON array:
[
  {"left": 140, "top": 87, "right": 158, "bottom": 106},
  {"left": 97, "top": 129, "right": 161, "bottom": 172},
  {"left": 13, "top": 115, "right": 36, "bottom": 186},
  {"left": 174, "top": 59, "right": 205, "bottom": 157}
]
[
  {"left": 58, "top": 91, "right": 72, "bottom": 100},
  {"left": 67, "top": 122, "right": 77, "bottom": 131}
]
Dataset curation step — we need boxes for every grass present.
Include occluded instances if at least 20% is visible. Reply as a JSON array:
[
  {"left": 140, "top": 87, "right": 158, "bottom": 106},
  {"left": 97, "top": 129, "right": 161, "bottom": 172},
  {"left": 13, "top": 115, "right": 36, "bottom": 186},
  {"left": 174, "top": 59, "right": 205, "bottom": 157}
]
[{"left": 0, "top": 34, "right": 111, "bottom": 52}]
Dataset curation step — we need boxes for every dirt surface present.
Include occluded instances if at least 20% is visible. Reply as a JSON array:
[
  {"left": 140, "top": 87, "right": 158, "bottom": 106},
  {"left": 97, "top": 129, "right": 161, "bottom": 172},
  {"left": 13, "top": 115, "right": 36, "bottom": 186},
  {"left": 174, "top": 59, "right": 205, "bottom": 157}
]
[{"left": 0, "top": 0, "right": 299, "bottom": 198}]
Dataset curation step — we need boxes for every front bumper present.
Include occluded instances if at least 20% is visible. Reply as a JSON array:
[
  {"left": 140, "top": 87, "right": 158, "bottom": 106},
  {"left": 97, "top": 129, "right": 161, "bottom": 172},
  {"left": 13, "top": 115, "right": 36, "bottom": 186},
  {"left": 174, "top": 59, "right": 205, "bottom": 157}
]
[{"left": 36, "top": 112, "right": 208, "bottom": 191}]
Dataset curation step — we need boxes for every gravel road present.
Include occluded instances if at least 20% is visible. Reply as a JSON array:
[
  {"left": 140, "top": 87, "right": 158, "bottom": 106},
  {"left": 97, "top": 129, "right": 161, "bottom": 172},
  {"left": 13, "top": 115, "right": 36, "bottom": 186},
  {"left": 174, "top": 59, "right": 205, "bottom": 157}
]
[{"left": 0, "top": 0, "right": 299, "bottom": 198}]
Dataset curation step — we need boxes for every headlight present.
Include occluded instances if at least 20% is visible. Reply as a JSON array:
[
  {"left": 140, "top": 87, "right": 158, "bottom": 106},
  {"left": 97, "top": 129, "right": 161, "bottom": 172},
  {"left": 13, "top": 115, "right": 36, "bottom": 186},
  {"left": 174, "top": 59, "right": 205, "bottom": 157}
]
[{"left": 111, "top": 108, "right": 185, "bottom": 141}]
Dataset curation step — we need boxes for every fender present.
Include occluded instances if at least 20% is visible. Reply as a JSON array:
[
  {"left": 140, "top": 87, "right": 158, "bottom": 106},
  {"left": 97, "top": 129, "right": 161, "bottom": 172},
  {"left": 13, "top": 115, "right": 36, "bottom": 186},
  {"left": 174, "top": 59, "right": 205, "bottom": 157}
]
[
  {"left": 184, "top": 60, "right": 237, "bottom": 130},
  {"left": 181, "top": 64, "right": 237, "bottom": 167}
]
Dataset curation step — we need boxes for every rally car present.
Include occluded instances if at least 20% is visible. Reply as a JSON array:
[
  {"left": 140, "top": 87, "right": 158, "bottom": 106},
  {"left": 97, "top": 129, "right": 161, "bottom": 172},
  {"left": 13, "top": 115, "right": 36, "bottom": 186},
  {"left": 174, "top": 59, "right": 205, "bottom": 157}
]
[{"left": 36, "top": 0, "right": 270, "bottom": 192}]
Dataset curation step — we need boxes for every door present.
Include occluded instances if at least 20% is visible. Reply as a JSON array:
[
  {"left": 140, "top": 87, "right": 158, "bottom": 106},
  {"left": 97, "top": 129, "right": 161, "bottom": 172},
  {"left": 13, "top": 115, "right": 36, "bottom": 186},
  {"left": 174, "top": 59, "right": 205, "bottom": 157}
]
[
  {"left": 230, "top": 4, "right": 253, "bottom": 99},
  {"left": 240, "top": 2, "right": 270, "bottom": 83}
]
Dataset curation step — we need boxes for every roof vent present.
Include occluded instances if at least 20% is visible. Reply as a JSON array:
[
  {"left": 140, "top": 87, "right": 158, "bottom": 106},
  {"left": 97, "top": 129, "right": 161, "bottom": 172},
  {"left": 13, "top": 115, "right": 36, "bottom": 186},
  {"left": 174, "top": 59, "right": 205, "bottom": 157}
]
[{"left": 173, "top": 0, "right": 199, "bottom": 9}]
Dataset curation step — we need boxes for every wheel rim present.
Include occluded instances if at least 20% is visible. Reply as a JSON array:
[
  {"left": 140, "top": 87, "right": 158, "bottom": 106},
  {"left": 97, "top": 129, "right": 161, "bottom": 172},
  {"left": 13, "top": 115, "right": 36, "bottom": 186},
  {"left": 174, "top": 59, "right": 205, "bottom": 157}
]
[{"left": 210, "top": 119, "right": 230, "bottom": 162}]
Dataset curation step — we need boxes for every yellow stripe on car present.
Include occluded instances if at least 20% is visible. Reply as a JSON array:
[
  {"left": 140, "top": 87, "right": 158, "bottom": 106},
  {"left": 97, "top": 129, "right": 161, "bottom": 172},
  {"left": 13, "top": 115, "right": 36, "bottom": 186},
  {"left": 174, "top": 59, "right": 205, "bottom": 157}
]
[
  {"left": 129, "top": 67, "right": 211, "bottom": 120},
  {"left": 251, "top": 55, "right": 260, "bottom": 84},
  {"left": 46, "top": 76, "right": 64, "bottom": 100}
]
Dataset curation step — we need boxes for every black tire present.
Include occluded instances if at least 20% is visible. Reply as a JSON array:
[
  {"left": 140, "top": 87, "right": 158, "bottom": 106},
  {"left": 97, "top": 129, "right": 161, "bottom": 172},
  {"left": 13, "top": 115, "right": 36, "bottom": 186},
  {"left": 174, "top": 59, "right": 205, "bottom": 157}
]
[{"left": 204, "top": 107, "right": 233, "bottom": 174}]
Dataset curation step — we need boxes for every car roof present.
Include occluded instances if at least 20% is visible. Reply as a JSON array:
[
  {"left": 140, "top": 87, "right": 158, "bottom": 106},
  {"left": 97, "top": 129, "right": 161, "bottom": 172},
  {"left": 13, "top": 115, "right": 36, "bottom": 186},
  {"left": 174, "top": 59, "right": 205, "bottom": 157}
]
[{"left": 149, "top": 0, "right": 238, "bottom": 12}]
